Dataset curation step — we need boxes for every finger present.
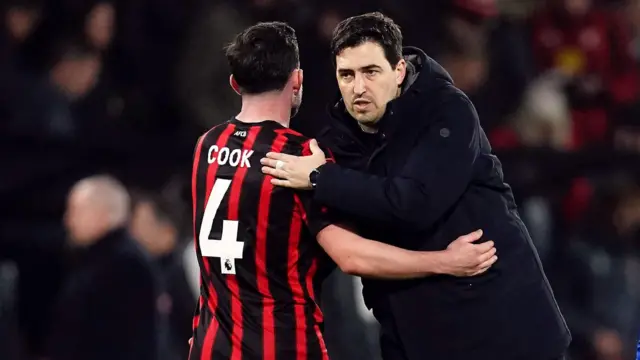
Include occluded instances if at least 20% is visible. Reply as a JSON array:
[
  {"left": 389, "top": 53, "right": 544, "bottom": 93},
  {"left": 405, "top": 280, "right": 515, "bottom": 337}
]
[
  {"left": 475, "top": 240, "right": 495, "bottom": 253},
  {"left": 309, "top": 139, "right": 324, "bottom": 156},
  {"left": 477, "top": 247, "right": 497, "bottom": 263},
  {"left": 457, "top": 230, "right": 483, "bottom": 243},
  {"left": 261, "top": 166, "right": 288, "bottom": 179},
  {"left": 270, "top": 178, "right": 293, "bottom": 188},
  {"left": 478, "top": 255, "right": 498, "bottom": 270},
  {"left": 260, "top": 157, "right": 278, "bottom": 168},
  {"left": 266, "top": 152, "right": 298, "bottom": 161},
  {"left": 470, "top": 267, "right": 490, "bottom": 276}
]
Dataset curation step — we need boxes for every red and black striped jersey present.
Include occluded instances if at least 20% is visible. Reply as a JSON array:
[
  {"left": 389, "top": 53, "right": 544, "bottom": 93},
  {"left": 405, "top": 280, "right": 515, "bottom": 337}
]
[{"left": 189, "top": 118, "right": 335, "bottom": 360}]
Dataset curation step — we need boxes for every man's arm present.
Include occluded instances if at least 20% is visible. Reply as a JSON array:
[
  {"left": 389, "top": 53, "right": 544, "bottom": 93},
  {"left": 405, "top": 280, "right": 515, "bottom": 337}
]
[
  {"left": 296, "top": 193, "right": 496, "bottom": 279},
  {"left": 262, "top": 93, "right": 481, "bottom": 231},
  {"left": 316, "top": 225, "right": 496, "bottom": 279},
  {"left": 314, "top": 93, "right": 480, "bottom": 230}
]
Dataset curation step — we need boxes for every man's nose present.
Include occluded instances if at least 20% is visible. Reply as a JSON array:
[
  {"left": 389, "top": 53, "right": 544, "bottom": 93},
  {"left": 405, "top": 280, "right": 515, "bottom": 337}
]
[{"left": 353, "top": 73, "right": 366, "bottom": 95}]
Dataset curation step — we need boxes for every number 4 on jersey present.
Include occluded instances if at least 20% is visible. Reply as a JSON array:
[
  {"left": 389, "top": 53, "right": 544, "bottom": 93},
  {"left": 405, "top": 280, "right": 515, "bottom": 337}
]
[{"left": 198, "top": 179, "right": 244, "bottom": 275}]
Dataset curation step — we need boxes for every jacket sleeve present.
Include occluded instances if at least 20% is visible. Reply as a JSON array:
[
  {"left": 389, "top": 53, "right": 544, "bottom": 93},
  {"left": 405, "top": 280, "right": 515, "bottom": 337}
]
[{"left": 313, "top": 94, "right": 480, "bottom": 231}]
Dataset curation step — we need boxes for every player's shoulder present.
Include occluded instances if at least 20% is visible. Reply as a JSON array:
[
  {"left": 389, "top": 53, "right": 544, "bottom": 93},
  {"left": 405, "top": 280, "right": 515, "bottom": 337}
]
[
  {"left": 199, "top": 121, "right": 236, "bottom": 142},
  {"left": 270, "top": 127, "right": 312, "bottom": 156},
  {"left": 273, "top": 128, "right": 333, "bottom": 157}
]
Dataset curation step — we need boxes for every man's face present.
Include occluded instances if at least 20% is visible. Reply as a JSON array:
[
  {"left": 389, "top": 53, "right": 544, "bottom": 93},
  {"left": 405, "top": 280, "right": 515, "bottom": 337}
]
[
  {"left": 85, "top": 2, "right": 115, "bottom": 50},
  {"left": 64, "top": 188, "right": 102, "bottom": 246},
  {"left": 335, "top": 41, "right": 405, "bottom": 127},
  {"left": 52, "top": 55, "right": 102, "bottom": 99},
  {"left": 562, "top": 0, "right": 591, "bottom": 16},
  {"left": 130, "top": 201, "right": 176, "bottom": 256}
]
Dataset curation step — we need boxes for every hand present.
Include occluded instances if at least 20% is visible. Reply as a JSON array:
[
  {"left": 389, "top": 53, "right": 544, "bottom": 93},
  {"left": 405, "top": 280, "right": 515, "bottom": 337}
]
[
  {"left": 260, "top": 139, "right": 327, "bottom": 190},
  {"left": 440, "top": 230, "right": 497, "bottom": 277}
]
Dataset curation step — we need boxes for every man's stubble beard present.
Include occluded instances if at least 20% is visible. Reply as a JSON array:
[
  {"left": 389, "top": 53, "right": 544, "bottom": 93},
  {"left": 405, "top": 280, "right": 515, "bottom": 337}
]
[{"left": 349, "top": 105, "right": 385, "bottom": 130}]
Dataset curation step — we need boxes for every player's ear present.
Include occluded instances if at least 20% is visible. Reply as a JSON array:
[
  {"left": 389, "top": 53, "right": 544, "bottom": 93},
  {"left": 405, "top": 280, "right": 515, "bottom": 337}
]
[
  {"left": 291, "top": 69, "right": 302, "bottom": 92},
  {"left": 394, "top": 59, "right": 406, "bottom": 86},
  {"left": 229, "top": 75, "right": 241, "bottom": 96}
]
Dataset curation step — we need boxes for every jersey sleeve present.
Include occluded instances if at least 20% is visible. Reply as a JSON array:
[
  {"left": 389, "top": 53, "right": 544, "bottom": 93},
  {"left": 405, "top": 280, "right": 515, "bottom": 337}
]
[
  {"left": 296, "top": 139, "right": 336, "bottom": 236},
  {"left": 295, "top": 192, "right": 334, "bottom": 237}
]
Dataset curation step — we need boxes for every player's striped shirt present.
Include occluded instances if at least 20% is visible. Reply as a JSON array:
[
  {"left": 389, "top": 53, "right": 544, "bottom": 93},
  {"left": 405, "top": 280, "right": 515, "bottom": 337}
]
[{"left": 189, "top": 118, "right": 335, "bottom": 360}]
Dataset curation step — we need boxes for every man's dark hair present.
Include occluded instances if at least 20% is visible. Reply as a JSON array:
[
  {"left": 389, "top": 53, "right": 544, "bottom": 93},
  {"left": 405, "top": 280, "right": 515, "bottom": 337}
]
[
  {"left": 330, "top": 12, "right": 403, "bottom": 67},
  {"left": 225, "top": 22, "right": 299, "bottom": 94}
]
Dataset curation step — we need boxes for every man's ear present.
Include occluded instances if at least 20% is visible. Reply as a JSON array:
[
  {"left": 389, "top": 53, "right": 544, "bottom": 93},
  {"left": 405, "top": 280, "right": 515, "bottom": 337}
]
[
  {"left": 395, "top": 59, "right": 407, "bottom": 86},
  {"left": 292, "top": 69, "right": 303, "bottom": 92},
  {"left": 229, "top": 75, "right": 241, "bottom": 95}
]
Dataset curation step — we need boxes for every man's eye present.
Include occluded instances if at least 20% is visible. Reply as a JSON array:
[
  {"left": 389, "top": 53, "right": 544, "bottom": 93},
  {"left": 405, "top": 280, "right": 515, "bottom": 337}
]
[{"left": 365, "top": 70, "right": 377, "bottom": 75}]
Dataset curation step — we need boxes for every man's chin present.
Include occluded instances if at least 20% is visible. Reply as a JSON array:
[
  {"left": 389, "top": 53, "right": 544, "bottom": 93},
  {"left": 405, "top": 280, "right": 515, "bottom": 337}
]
[
  {"left": 354, "top": 115, "right": 378, "bottom": 126},
  {"left": 347, "top": 109, "right": 374, "bottom": 122}
]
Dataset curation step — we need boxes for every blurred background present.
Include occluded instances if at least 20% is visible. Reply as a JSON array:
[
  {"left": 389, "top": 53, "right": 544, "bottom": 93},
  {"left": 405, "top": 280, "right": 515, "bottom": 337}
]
[{"left": 1, "top": 0, "right": 640, "bottom": 359}]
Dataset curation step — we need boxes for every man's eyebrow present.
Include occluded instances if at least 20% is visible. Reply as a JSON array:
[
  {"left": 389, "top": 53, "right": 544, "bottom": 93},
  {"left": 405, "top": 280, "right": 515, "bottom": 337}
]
[{"left": 360, "top": 64, "right": 382, "bottom": 71}]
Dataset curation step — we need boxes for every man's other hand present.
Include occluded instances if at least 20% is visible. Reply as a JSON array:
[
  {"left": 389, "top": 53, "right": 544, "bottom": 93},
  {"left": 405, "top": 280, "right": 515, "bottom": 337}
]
[
  {"left": 440, "top": 230, "right": 497, "bottom": 277},
  {"left": 260, "top": 139, "right": 327, "bottom": 190}
]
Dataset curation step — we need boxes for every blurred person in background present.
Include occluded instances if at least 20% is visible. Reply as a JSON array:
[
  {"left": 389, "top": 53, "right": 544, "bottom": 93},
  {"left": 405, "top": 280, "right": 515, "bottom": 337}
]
[
  {"left": 2, "top": 0, "right": 41, "bottom": 44},
  {"left": 0, "top": 262, "right": 20, "bottom": 360},
  {"left": 7, "top": 40, "right": 101, "bottom": 138},
  {"left": 507, "top": 73, "right": 573, "bottom": 263},
  {"left": 130, "top": 190, "right": 196, "bottom": 360},
  {"left": 175, "top": 0, "right": 247, "bottom": 129},
  {"left": 622, "top": 0, "right": 640, "bottom": 64},
  {"left": 0, "top": 38, "right": 103, "bottom": 359},
  {"left": 46, "top": 175, "right": 158, "bottom": 360},
  {"left": 84, "top": 0, "right": 115, "bottom": 51},
  {"left": 436, "top": 0, "right": 493, "bottom": 95},
  {"left": 438, "top": 47, "right": 486, "bottom": 95},
  {"left": 560, "top": 180, "right": 640, "bottom": 360},
  {"left": 530, "top": 0, "right": 639, "bottom": 149},
  {"left": 0, "top": 0, "right": 42, "bottom": 91},
  {"left": 511, "top": 72, "right": 572, "bottom": 151},
  {"left": 74, "top": 0, "right": 127, "bottom": 127}
]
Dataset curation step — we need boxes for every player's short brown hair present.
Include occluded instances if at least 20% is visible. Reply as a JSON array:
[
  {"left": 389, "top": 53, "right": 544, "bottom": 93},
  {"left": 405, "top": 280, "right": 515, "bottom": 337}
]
[{"left": 225, "top": 22, "right": 299, "bottom": 94}]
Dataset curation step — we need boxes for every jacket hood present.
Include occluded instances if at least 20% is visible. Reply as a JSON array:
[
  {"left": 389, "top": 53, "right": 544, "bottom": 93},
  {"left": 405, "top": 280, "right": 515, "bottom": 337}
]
[{"left": 399, "top": 46, "right": 453, "bottom": 96}]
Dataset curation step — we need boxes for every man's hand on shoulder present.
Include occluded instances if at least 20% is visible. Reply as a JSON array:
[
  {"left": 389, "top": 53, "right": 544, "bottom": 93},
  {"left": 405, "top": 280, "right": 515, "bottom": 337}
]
[
  {"left": 436, "top": 230, "right": 498, "bottom": 277},
  {"left": 260, "top": 139, "right": 327, "bottom": 190}
]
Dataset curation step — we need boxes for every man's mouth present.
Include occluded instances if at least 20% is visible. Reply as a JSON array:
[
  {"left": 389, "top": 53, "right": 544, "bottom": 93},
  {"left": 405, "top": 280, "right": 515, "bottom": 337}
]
[{"left": 353, "top": 99, "right": 371, "bottom": 110}]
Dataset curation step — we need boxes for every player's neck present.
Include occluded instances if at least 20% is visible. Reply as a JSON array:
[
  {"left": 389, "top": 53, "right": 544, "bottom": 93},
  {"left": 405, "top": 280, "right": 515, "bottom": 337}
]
[{"left": 236, "top": 93, "right": 291, "bottom": 128}]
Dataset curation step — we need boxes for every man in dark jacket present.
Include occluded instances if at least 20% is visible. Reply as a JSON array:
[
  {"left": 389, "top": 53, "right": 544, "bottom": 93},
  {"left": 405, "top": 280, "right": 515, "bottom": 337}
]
[
  {"left": 261, "top": 12, "right": 571, "bottom": 360},
  {"left": 46, "top": 175, "right": 158, "bottom": 360}
]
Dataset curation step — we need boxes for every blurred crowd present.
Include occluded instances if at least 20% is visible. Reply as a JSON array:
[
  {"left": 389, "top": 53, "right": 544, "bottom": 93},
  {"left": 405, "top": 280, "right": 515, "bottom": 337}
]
[{"left": 1, "top": 0, "right": 640, "bottom": 359}]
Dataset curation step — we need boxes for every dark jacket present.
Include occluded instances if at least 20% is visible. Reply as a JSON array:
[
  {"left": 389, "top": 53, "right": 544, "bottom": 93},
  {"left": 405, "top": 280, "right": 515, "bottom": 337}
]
[
  {"left": 315, "top": 47, "right": 571, "bottom": 360},
  {"left": 46, "top": 228, "right": 158, "bottom": 360}
]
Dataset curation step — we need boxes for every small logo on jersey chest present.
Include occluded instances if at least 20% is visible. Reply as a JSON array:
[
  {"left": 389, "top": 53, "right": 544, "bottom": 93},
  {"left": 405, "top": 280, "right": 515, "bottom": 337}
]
[{"left": 233, "top": 130, "right": 247, "bottom": 138}]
